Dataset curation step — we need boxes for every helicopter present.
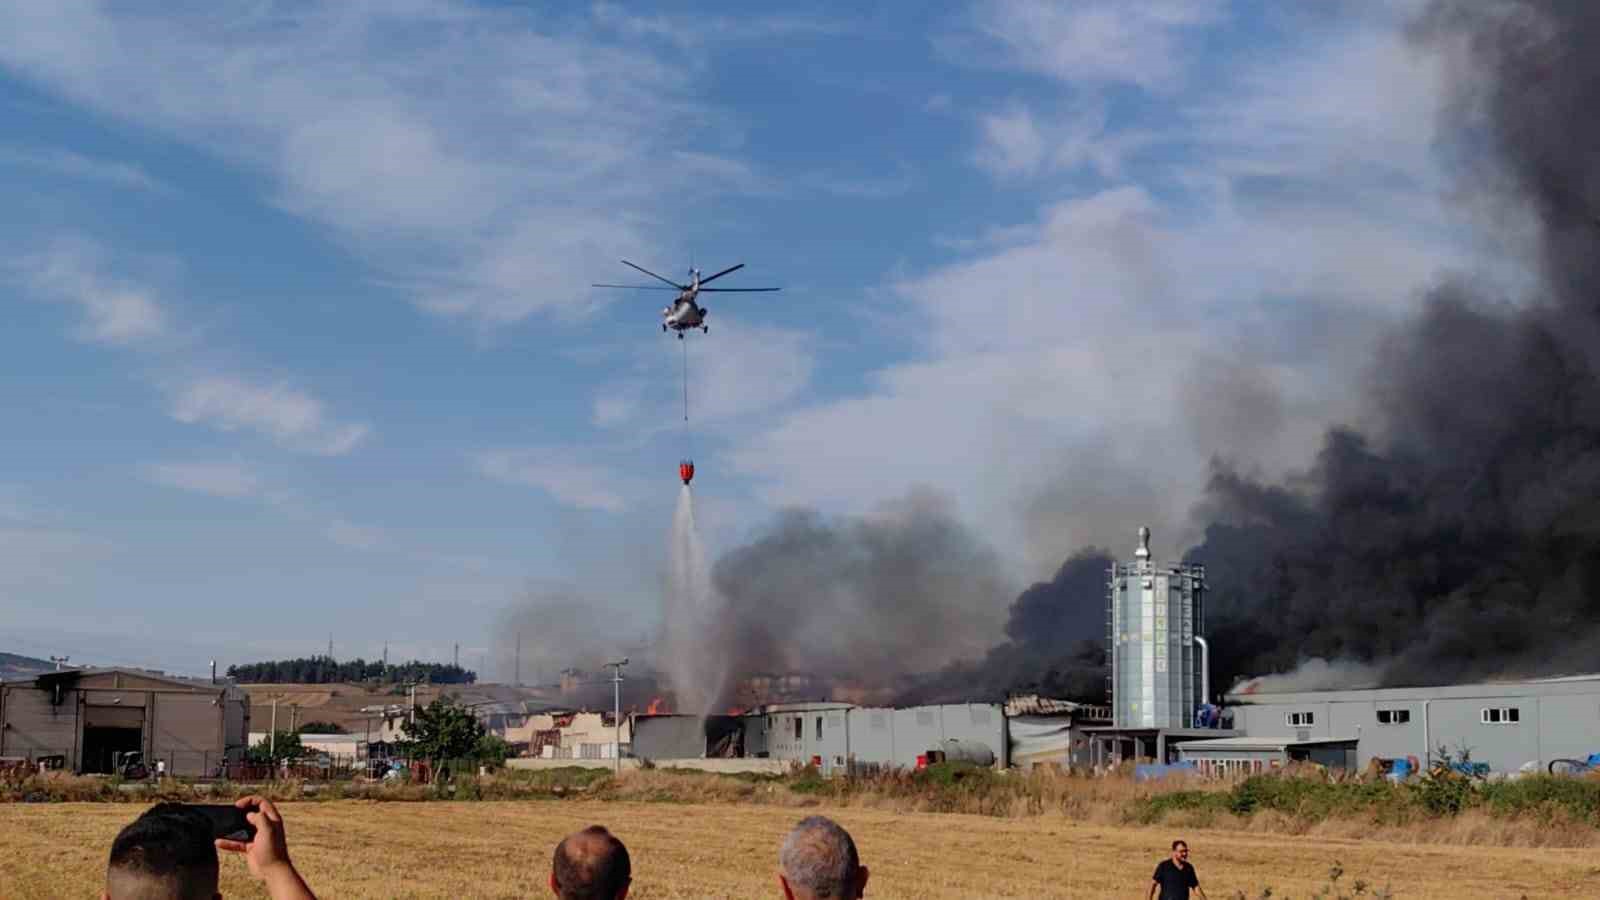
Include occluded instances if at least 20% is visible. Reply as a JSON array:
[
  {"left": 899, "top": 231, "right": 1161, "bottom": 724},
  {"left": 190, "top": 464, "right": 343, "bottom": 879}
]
[{"left": 592, "top": 260, "right": 780, "bottom": 338}]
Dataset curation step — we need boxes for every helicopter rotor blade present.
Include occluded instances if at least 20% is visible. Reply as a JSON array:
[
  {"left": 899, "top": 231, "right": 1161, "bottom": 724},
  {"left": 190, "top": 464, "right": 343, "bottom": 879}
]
[
  {"left": 591, "top": 284, "right": 681, "bottom": 290},
  {"left": 698, "top": 287, "right": 781, "bottom": 292},
  {"left": 696, "top": 263, "right": 745, "bottom": 285},
  {"left": 620, "top": 260, "right": 686, "bottom": 289}
]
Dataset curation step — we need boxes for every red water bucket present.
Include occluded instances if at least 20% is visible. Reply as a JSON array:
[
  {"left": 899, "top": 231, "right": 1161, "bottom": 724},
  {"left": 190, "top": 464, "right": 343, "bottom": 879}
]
[{"left": 915, "top": 754, "right": 927, "bottom": 769}]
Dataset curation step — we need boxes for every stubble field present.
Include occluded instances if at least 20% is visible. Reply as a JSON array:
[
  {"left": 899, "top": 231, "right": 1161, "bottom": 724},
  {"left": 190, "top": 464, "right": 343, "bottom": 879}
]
[{"left": 2, "top": 800, "right": 1595, "bottom": 899}]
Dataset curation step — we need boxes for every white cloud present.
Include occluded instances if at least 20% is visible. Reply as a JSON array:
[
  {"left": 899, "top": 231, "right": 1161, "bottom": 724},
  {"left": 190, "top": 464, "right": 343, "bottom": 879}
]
[
  {"left": 325, "top": 519, "right": 384, "bottom": 551},
  {"left": 473, "top": 448, "right": 639, "bottom": 513},
  {"left": 16, "top": 236, "right": 169, "bottom": 345},
  {"left": 974, "top": 104, "right": 1046, "bottom": 178},
  {"left": 731, "top": 14, "right": 1486, "bottom": 576},
  {"left": 143, "top": 461, "right": 263, "bottom": 499},
  {"left": 961, "top": 0, "right": 1226, "bottom": 89},
  {"left": 0, "top": 485, "right": 29, "bottom": 522},
  {"left": 0, "top": 143, "right": 166, "bottom": 191},
  {"left": 0, "top": 4, "right": 768, "bottom": 329},
  {"left": 587, "top": 317, "right": 816, "bottom": 433},
  {"left": 169, "top": 376, "right": 370, "bottom": 456},
  {"left": 589, "top": 3, "right": 845, "bottom": 47}
]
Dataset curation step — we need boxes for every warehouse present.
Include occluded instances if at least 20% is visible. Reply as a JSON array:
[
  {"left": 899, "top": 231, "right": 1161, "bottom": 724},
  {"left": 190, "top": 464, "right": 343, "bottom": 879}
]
[
  {"left": 1223, "top": 673, "right": 1600, "bottom": 775},
  {"left": 0, "top": 667, "right": 251, "bottom": 776}
]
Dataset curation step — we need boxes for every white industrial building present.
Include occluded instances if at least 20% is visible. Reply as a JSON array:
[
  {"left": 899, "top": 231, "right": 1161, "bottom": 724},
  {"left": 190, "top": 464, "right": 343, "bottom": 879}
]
[{"left": 1184, "top": 673, "right": 1600, "bottom": 776}]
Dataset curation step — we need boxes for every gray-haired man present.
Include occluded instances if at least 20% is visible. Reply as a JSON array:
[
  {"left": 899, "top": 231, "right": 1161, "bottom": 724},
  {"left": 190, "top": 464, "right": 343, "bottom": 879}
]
[{"left": 778, "top": 815, "right": 870, "bottom": 899}]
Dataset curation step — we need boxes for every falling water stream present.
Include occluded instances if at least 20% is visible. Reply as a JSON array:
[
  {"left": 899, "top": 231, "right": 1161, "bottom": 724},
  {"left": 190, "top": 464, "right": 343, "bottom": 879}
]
[{"left": 663, "top": 485, "right": 728, "bottom": 719}]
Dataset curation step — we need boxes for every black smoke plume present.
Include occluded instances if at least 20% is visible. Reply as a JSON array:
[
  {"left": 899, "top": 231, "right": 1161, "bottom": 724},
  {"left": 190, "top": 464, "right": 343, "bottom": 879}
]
[{"left": 1193, "top": 0, "right": 1600, "bottom": 691}]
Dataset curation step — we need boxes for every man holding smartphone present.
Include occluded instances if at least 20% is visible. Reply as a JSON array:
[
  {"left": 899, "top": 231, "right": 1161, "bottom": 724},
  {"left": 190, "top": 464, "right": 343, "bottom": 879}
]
[{"left": 104, "top": 796, "right": 316, "bottom": 900}]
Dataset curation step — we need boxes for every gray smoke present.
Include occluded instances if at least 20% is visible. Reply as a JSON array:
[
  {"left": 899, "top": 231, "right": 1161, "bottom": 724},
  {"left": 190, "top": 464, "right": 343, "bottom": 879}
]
[
  {"left": 1192, "top": 0, "right": 1600, "bottom": 692},
  {"left": 703, "top": 488, "right": 1015, "bottom": 706}
]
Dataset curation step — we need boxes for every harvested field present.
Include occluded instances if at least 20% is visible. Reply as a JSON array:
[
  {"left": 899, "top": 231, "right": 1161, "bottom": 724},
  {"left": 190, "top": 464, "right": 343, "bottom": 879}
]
[{"left": 2, "top": 800, "right": 1594, "bottom": 899}]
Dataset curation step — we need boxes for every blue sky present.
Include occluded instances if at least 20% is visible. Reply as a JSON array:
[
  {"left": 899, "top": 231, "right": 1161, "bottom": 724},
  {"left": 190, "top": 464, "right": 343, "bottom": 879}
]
[{"left": 0, "top": 1, "right": 1514, "bottom": 679}]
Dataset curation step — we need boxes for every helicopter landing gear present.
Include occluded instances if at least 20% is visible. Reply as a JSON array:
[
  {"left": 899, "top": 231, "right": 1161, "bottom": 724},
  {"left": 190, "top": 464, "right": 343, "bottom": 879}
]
[
  {"left": 702, "top": 326, "right": 709, "bottom": 334},
  {"left": 677, "top": 331, "right": 684, "bottom": 340},
  {"left": 662, "top": 323, "right": 668, "bottom": 332}
]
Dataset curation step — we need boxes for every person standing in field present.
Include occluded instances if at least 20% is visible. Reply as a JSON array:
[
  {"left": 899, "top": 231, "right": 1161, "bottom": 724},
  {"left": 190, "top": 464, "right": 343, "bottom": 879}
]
[
  {"left": 1149, "top": 839, "right": 1207, "bottom": 900},
  {"left": 549, "top": 825, "right": 631, "bottom": 900},
  {"left": 778, "top": 815, "right": 870, "bottom": 900}
]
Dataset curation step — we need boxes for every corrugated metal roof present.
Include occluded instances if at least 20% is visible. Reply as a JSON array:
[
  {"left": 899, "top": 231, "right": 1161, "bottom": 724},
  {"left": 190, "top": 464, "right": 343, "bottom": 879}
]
[
  {"left": 32, "top": 666, "right": 227, "bottom": 692},
  {"left": 1226, "top": 672, "right": 1600, "bottom": 704},
  {"left": 1003, "top": 695, "right": 1112, "bottom": 719}
]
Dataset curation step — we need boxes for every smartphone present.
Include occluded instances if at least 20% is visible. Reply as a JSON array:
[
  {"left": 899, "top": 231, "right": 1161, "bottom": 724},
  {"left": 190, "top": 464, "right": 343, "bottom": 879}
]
[{"left": 188, "top": 804, "right": 257, "bottom": 842}]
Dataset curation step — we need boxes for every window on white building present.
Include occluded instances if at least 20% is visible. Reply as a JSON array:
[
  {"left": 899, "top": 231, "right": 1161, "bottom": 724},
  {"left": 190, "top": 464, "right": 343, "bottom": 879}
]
[
  {"left": 1286, "top": 711, "right": 1314, "bottom": 727},
  {"left": 1376, "top": 709, "right": 1410, "bottom": 725},
  {"left": 1480, "top": 707, "right": 1520, "bottom": 725}
]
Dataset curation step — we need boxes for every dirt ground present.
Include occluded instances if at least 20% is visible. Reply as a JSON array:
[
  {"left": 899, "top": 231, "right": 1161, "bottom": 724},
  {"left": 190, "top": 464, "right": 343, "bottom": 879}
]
[{"left": 2, "top": 800, "right": 1593, "bottom": 899}]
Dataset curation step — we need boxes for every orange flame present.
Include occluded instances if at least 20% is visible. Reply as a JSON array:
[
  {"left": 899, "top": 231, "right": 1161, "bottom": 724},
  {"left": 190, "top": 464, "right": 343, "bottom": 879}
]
[{"left": 645, "top": 696, "right": 667, "bottom": 715}]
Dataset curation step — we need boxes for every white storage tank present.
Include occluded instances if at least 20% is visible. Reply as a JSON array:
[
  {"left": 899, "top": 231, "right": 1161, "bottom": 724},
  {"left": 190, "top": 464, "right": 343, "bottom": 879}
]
[{"left": 1107, "top": 527, "right": 1206, "bottom": 729}]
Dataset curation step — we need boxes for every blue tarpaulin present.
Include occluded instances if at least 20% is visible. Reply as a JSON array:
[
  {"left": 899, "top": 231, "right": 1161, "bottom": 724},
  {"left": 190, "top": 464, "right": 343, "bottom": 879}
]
[{"left": 1135, "top": 761, "right": 1197, "bottom": 782}]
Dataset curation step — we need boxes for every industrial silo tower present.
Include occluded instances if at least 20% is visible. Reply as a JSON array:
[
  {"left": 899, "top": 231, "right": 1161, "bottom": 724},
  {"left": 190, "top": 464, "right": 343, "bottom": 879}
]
[{"left": 1106, "top": 527, "right": 1207, "bottom": 729}]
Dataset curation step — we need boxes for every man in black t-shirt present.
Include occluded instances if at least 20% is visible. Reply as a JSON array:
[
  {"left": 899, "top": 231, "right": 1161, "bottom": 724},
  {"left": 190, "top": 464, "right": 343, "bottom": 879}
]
[{"left": 1148, "top": 839, "right": 1207, "bottom": 900}]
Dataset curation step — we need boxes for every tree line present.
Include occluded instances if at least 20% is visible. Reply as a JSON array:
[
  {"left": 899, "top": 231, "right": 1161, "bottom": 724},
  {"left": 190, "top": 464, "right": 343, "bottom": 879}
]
[{"left": 226, "top": 656, "right": 476, "bottom": 685}]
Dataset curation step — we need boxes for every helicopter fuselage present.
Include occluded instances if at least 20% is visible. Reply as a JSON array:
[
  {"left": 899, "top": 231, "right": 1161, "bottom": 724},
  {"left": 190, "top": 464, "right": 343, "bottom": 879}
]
[{"left": 663, "top": 291, "right": 708, "bottom": 334}]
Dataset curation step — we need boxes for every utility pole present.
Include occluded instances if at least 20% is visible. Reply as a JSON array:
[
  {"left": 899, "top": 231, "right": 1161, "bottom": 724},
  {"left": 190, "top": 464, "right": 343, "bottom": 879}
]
[
  {"left": 454, "top": 643, "right": 459, "bottom": 669},
  {"left": 514, "top": 633, "right": 522, "bottom": 687},
  {"left": 290, "top": 704, "right": 299, "bottom": 734},
  {"left": 383, "top": 642, "right": 388, "bottom": 671},
  {"left": 327, "top": 633, "right": 333, "bottom": 661},
  {"left": 408, "top": 682, "right": 417, "bottom": 727},
  {"left": 604, "top": 658, "right": 628, "bottom": 774},
  {"left": 49, "top": 655, "right": 69, "bottom": 671},
  {"left": 270, "top": 697, "right": 278, "bottom": 759}
]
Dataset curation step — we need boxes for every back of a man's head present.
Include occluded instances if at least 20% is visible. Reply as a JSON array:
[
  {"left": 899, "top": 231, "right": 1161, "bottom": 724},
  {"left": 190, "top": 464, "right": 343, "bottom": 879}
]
[
  {"left": 550, "top": 825, "right": 631, "bottom": 900},
  {"left": 105, "top": 803, "right": 220, "bottom": 900},
  {"left": 778, "top": 815, "right": 868, "bottom": 900}
]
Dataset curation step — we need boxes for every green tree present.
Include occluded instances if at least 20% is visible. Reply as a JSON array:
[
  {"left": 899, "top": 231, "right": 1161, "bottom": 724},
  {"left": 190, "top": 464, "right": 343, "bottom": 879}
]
[
  {"left": 475, "top": 733, "right": 512, "bottom": 765},
  {"left": 246, "top": 731, "right": 304, "bottom": 765},
  {"left": 296, "top": 721, "right": 347, "bottom": 734},
  {"left": 400, "top": 698, "right": 484, "bottom": 762}
]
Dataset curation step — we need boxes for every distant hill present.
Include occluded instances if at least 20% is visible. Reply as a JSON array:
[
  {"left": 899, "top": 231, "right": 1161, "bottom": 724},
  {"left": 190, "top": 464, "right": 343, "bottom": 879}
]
[{"left": 0, "top": 652, "right": 56, "bottom": 679}]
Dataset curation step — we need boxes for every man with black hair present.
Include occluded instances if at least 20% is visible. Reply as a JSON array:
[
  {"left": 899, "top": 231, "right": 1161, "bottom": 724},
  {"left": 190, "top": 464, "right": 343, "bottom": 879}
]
[
  {"left": 549, "top": 825, "right": 631, "bottom": 899},
  {"left": 1149, "top": 839, "right": 1207, "bottom": 900},
  {"left": 103, "top": 803, "right": 220, "bottom": 900},
  {"left": 103, "top": 796, "right": 316, "bottom": 900}
]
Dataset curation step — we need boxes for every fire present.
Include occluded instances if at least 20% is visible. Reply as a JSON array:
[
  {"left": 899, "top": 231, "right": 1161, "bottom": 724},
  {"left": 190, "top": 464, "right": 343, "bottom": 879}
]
[{"left": 645, "top": 696, "right": 667, "bottom": 715}]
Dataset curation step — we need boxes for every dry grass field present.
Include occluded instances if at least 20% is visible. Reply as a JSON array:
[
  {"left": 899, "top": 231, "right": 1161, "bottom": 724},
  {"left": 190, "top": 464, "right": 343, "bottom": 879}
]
[{"left": 2, "top": 800, "right": 1596, "bottom": 899}]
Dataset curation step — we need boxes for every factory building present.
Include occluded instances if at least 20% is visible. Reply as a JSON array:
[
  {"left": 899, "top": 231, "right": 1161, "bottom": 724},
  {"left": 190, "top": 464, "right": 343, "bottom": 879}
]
[
  {"left": 631, "top": 701, "right": 1009, "bottom": 774},
  {"left": 1206, "top": 673, "right": 1600, "bottom": 776},
  {"left": 0, "top": 667, "right": 250, "bottom": 776}
]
